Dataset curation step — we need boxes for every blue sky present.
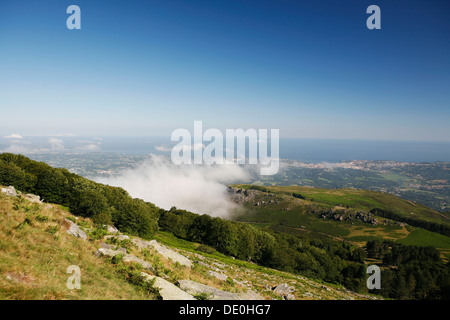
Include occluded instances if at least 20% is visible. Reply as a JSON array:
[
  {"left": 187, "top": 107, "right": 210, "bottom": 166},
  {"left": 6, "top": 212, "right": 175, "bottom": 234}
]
[{"left": 1, "top": 0, "right": 449, "bottom": 140}]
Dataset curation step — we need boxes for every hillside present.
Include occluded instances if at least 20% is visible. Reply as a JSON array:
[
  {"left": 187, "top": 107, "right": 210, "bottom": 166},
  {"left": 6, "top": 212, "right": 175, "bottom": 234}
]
[
  {"left": 0, "top": 187, "right": 375, "bottom": 300},
  {"left": 228, "top": 185, "right": 450, "bottom": 299},
  {"left": 229, "top": 185, "right": 450, "bottom": 257},
  {"left": 232, "top": 184, "right": 450, "bottom": 225}
]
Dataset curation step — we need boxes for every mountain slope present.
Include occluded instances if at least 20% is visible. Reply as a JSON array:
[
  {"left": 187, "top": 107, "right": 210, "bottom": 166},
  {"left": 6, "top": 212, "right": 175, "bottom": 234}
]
[
  {"left": 0, "top": 190, "right": 157, "bottom": 300},
  {"left": 0, "top": 187, "right": 376, "bottom": 300},
  {"left": 232, "top": 184, "right": 450, "bottom": 224},
  {"left": 228, "top": 185, "right": 450, "bottom": 256}
]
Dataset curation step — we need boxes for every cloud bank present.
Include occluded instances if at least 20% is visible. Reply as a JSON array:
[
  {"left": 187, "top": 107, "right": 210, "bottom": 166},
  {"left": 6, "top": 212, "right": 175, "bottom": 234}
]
[
  {"left": 96, "top": 155, "right": 250, "bottom": 218},
  {"left": 0, "top": 134, "right": 102, "bottom": 154}
]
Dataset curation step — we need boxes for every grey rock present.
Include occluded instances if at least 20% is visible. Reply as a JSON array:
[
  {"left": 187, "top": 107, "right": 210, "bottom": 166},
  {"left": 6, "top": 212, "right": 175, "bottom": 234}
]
[
  {"left": 132, "top": 239, "right": 192, "bottom": 267},
  {"left": 99, "top": 242, "right": 127, "bottom": 253},
  {"left": 177, "top": 280, "right": 242, "bottom": 300},
  {"left": 122, "top": 255, "right": 153, "bottom": 270},
  {"left": 273, "top": 283, "right": 292, "bottom": 296},
  {"left": 104, "top": 234, "right": 130, "bottom": 241},
  {"left": 140, "top": 273, "right": 196, "bottom": 300},
  {"left": 96, "top": 248, "right": 124, "bottom": 258},
  {"left": 106, "top": 225, "right": 119, "bottom": 234},
  {"left": 1, "top": 186, "right": 17, "bottom": 197},
  {"left": 285, "top": 293, "right": 295, "bottom": 300},
  {"left": 207, "top": 270, "right": 228, "bottom": 281},
  {"left": 96, "top": 248, "right": 153, "bottom": 270},
  {"left": 24, "top": 194, "right": 42, "bottom": 203},
  {"left": 238, "top": 290, "right": 266, "bottom": 300},
  {"left": 65, "top": 219, "right": 87, "bottom": 240}
]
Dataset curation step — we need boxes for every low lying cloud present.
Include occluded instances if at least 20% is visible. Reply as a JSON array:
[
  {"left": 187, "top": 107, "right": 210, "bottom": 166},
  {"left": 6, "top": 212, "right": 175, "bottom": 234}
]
[
  {"left": 49, "top": 138, "right": 65, "bottom": 151},
  {"left": 96, "top": 155, "right": 250, "bottom": 218},
  {"left": 76, "top": 143, "right": 101, "bottom": 152},
  {"left": 0, "top": 134, "right": 102, "bottom": 154},
  {"left": 4, "top": 134, "right": 23, "bottom": 140},
  {"left": 155, "top": 143, "right": 205, "bottom": 153}
]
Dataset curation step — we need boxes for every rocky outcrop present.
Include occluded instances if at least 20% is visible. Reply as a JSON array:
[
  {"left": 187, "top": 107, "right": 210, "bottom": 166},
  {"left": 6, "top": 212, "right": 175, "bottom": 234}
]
[
  {"left": 65, "top": 219, "right": 88, "bottom": 240},
  {"left": 177, "top": 279, "right": 242, "bottom": 300},
  {"left": 227, "top": 186, "right": 260, "bottom": 205},
  {"left": 319, "top": 209, "right": 379, "bottom": 225},
  {"left": 227, "top": 186, "right": 285, "bottom": 209},
  {"left": 140, "top": 273, "right": 196, "bottom": 300},
  {"left": 132, "top": 239, "right": 192, "bottom": 267}
]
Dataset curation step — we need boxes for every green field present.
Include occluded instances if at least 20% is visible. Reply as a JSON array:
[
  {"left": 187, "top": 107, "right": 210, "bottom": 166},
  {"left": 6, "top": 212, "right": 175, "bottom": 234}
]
[{"left": 398, "top": 228, "right": 450, "bottom": 248}]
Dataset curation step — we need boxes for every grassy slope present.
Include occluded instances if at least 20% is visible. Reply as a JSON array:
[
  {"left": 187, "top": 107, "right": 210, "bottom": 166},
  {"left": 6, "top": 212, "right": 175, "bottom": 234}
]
[
  {"left": 0, "top": 189, "right": 376, "bottom": 300},
  {"left": 237, "top": 184, "right": 449, "bottom": 224},
  {"left": 231, "top": 184, "right": 450, "bottom": 254},
  {"left": 0, "top": 192, "right": 156, "bottom": 300}
]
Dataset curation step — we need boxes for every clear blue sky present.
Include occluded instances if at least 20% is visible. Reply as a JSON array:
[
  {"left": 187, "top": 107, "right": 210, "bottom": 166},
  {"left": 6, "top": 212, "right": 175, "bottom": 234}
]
[{"left": 1, "top": 0, "right": 449, "bottom": 140}]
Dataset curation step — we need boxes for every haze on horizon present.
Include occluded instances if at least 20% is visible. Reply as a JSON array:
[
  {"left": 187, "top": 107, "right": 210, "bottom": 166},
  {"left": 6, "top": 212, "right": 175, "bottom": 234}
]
[{"left": 1, "top": 1, "right": 449, "bottom": 141}]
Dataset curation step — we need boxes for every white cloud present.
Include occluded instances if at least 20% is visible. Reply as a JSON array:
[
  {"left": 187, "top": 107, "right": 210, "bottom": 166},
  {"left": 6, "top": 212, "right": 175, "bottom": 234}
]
[
  {"left": 2, "top": 144, "right": 32, "bottom": 154},
  {"left": 155, "top": 143, "right": 205, "bottom": 153},
  {"left": 77, "top": 143, "right": 100, "bottom": 151},
  {"left": 3, "top": 134, "right": 23, "bottom": 140},
  {"left": 154, "top": 145, "right": 172, "bottom": 152},
  {"left": 96, "top": 154, "right": 249, "bottom": 218},
  {"left": 49, "top": 138, "right": 64, "bottom": 151}
]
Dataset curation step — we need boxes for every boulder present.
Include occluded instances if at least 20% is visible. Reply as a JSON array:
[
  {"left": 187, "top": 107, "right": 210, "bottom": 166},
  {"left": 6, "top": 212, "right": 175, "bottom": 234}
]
[
  {"left": 106, "top": 225, "right": 119, "bottom": 234},
  {"left": 96, "top": 248, "right": 153, "bottom": 271},
  {"left": 207, "top": 270, "right": 228, "bottom": 282},
  {"left": 238, "top": 290, "right": 265, "bottom": 300},
  {"left": 285, "top": 293, "right": 295, "bottom": 300},
  {"left": 1, "top": 186, "right": 17, "bottom": 197},
  {"left": 65, "top": 219, "right": 87, "bottom": 240},
  {"left": 122, "top": 255, "right": 153, "bottom": 270},
  {"left": 273, "top": 283, "right": 293, "bottom": 297},
  {"left": 99, "top": 242, "right": 127, "bottom": 253},
  {"left": 177, "top": 280, "right": 242, "bottom": 300},
  {"left": 132, "top": 239, "right": 192, "bottom": 267},
  {"left": 96, "top": 247, "right": 123, "bottom": 257},
  {"left": 24, "top": 194, "right": 42, "bottom": 204},
  {"left": 104, "top": 234, "right": 130, "bottom": 241},
  {"left": 140, "top": 273, "right": 196, "bottom": 300}
]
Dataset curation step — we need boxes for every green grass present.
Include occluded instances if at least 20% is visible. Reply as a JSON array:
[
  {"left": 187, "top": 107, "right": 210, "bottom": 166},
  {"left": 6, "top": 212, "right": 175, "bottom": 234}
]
[
  {"left": 231, "top": 184, "right": 450, "bottom": 254},
  {"left": 233, "top": 184, "right": 449, "bottom": 225},
  {"left": 0, "top": 193, "right": 157, "bottom": 300},
  {"left": 397, "top": 228, "right": 450, "bottom": 249}
]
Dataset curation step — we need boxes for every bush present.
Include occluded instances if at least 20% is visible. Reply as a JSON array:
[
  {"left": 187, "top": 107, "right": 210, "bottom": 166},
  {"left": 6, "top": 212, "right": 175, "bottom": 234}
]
[{"left": 196, "top": 244, "right": 216, "bottom": 254}]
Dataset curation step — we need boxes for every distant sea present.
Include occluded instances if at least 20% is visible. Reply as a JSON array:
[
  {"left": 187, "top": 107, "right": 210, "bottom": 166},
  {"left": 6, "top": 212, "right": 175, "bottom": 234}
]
[
  {"left": 279, "top": 139, "right": 450, "bottom": 163},
  {"left": 97, "top": 137, "right": 450, "bottom": 163},
  {"left": 1, "top": 136, "right": 450, "bottom": 163}
]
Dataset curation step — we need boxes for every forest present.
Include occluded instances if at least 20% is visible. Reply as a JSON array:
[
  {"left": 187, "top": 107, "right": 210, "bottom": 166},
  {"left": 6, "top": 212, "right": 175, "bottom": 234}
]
[{"left": 366, "top": 240, "right": 450, "bottom": 299}]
